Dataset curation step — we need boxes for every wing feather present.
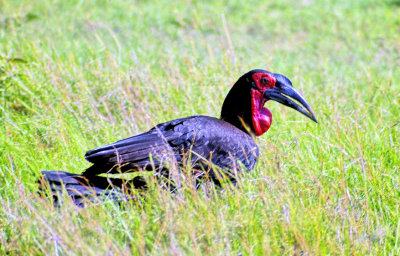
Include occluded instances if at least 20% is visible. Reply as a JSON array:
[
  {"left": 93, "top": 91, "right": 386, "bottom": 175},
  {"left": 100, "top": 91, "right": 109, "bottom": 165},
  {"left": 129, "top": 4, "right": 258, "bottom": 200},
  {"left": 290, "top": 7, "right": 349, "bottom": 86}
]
[{"left": 83, "top": 116, "right": 259, "bottom": 179}]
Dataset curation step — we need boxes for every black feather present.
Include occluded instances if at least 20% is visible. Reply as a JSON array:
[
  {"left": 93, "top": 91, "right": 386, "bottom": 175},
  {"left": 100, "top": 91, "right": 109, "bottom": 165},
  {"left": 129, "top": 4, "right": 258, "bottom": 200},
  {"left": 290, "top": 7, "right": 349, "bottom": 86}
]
[{"left": 83, "top": 116, "right": 259, "bottom": 180}]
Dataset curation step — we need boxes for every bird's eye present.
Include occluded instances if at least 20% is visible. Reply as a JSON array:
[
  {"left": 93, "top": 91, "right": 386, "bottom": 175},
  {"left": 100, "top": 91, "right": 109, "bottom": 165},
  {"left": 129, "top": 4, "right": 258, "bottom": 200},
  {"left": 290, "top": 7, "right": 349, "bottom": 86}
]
[{"left": 260, "top": 77, "right": 269, "bottom": 85}]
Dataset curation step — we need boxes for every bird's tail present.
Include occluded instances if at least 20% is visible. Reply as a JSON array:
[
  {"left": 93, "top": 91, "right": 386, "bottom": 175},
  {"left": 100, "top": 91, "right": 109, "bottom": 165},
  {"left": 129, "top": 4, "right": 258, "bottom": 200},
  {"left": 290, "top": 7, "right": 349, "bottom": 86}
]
[{"left": 38, "top": 171, "right": 146, "bottom": 207}]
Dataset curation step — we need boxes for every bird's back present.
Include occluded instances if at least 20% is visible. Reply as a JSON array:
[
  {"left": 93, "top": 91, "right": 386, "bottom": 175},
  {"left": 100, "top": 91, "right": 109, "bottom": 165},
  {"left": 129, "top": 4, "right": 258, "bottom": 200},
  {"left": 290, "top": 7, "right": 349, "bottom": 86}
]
[{"left": 83, "top": 115, "right": 259, "bottom": 179}]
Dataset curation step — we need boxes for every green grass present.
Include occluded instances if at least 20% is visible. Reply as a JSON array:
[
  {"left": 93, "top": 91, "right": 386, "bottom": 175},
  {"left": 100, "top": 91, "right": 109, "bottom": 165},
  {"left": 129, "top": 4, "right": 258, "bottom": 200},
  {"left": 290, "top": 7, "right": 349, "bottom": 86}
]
[{"left": 1, "top": 0, "right": 400, "bottom": 254}]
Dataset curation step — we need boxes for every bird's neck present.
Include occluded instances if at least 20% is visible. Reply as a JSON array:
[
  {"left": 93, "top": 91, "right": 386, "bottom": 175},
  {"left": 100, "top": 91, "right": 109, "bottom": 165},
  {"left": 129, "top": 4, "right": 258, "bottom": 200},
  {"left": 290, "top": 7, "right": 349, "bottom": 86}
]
[{"left": 220, "top": 80, "right": 254, "bottom": 135}]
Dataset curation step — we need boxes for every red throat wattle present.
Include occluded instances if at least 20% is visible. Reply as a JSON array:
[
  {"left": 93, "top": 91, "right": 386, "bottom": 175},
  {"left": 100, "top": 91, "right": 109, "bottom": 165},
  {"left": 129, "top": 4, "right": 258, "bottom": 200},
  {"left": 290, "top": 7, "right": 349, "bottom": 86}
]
[
  {"left": 250, "top": 73, "right": 276, "bottom": 136},
  {"left": 251, "top": 90, "right": 272, "bottom": 136}
]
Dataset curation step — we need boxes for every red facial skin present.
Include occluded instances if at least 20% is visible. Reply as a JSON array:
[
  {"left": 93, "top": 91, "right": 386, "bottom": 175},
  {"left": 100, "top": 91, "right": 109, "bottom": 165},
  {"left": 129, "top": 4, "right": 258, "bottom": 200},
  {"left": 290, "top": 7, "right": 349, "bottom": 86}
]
[{"left": 251, "top": 73, "right": 276, "bottom": 136}]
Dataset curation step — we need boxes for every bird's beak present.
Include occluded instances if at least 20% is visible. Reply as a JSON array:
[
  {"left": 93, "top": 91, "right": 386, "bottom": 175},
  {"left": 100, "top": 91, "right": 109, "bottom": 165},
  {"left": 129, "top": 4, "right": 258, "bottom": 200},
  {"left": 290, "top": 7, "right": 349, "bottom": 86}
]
[{"left": 264, "top": 83, "right": 318, "bottom": 123}]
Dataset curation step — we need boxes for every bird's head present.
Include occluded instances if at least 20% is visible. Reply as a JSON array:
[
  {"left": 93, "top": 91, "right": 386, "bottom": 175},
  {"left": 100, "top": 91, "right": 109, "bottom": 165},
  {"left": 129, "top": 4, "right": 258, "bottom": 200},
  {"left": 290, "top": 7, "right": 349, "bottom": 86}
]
[{"left": 221, "top": 69, "right": 317, "bottom": 136}]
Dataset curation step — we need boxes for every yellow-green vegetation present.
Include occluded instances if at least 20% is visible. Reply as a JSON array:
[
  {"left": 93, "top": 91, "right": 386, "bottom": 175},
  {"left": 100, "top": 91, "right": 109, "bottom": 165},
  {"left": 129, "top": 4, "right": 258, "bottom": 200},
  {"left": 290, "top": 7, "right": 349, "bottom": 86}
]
[{"left": 1, "top": 0, "right": 399, "bottom": 254}]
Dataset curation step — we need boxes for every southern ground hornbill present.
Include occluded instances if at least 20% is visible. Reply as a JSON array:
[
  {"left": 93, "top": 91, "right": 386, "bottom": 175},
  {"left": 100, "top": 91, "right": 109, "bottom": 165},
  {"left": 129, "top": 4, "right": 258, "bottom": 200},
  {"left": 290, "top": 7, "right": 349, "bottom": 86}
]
[{"left": 39, "top": 69, "right": 317, "bottom": 206}]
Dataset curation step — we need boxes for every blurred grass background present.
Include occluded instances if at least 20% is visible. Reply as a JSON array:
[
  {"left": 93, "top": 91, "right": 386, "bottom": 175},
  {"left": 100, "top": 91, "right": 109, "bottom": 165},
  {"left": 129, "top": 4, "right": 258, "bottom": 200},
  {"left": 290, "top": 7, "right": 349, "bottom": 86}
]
[{"left": 0, "top": 0, "right": 399, "bottom": 254}]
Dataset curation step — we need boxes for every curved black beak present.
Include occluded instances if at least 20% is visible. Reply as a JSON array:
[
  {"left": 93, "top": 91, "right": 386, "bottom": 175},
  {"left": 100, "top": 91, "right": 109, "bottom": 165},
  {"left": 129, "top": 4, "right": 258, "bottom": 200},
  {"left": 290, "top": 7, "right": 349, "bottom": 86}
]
[{"left": 264, "top": 80, "right": 317, "bottom": 123}]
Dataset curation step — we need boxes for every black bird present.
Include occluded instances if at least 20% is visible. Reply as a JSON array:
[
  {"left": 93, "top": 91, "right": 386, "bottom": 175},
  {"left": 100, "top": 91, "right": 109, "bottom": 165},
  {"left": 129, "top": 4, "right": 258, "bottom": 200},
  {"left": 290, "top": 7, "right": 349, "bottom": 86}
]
[{"left": 39, "top": 69, "right": 317, "bottom": 206}]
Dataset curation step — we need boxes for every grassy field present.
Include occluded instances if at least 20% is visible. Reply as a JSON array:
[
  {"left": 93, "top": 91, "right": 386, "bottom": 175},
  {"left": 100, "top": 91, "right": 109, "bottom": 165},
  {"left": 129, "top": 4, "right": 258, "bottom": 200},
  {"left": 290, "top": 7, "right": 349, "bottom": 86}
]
[{"left": 1, "top": 0, "right": 399, "bottom": 254}]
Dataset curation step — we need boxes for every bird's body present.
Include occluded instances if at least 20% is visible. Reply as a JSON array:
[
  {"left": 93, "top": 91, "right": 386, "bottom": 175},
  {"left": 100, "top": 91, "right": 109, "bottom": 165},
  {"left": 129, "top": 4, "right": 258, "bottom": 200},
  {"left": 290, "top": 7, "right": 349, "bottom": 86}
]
[
  {"left": 84, "top": 116, "right": 259, "bottom": 181},
  {"left": 39, "top": 69, "right": 317, "bottom": 206}
]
